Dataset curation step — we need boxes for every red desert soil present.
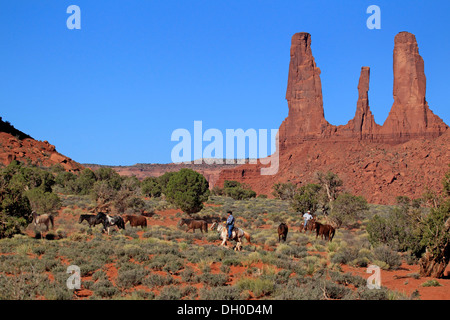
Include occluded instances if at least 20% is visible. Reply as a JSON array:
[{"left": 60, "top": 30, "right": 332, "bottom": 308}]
[
  {"left": 342, "top": 263, "right": 450, "bottom": 300},
  {"left": 23, "top": 206, "right": 450, "bottom": 300}
]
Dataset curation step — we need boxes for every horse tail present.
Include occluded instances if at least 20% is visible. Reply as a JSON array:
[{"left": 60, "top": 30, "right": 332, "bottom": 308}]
[
  {"left": 329, "top": 228, "right": 336, "bottom": 242},
  {"left": 244, "top": 231, "right": 251, "bottom": 244},
  {"left": 49, "top": 215, "right": 54, "bottom": 229}
]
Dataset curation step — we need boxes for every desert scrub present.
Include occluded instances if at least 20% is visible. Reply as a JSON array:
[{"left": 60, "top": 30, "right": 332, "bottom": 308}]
[
  {"left": 91, "top": 279, "right": 119, "bottom": 299},
  {"left": 328, "top": 271, "right": 367, "bottom": 288},
  {"left": 180, "top": 267, "right": 199, "bottom": 283},
  {"left": 116, "top": 267, "right": 149, "bottom": 289},
  {"left": 181, "top": 285, "right": 198, "bottom": 299},
  {"left": 236, "top": 277, "right": 275, "bottom": 298},
  {"left": 330, "top": 246, "right": 359, "bottom": 265},
  {"left": 421, "top": 279, "right": 442, "bottom": 287},
  {"left": 200, "top": 272, "right": 229, "bottom": 287},
  {"left": 372, "top": 245, "right": 402, "bottom": 270},
  {"left": 144, "top": 273, "right": 177, "bottom": 287},
  {"left": 199, "top": 286, "right": 241, "bottom": 300},
  {"left": 156, "top": 286, "right": 183, "bottom": 300}
]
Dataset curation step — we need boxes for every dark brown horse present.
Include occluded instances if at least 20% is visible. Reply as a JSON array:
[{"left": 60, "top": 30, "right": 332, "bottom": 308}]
[
  {"left": 314, "top": 221, "right": 336, "bottom": 242},
  {"left": 122, "top": 215, "right": 147, "bottom": 228},
  {"left": 79, "top": 214, "right": 104, "bottom": 228},
  {"left": 179, "top": 218, "right": 208, "bottom": 233},
  {"left": 277, "top": 223, "right": 288, "bottom": 242}
]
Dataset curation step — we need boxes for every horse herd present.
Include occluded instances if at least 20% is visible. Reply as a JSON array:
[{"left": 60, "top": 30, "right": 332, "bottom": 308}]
[
  {"left": 32, "top": 210, "right": 334, "bottom": 251},
  {"left": 78, "top": 212, "right": 147, "bottom": 235}
]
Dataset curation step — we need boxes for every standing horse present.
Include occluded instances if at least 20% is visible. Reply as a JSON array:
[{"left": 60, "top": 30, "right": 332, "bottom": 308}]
[
  {"left": 122, "top": 215, "right": 147, "bottom": 229},
  {"left": 78, "top": 214, "right": 104, "bottom": 228},
  {"left": 314, "top": 221, "right": 336, "bottom": 242},
  {"left": 179, "top": 218, "right": 208, "bottom": 233},
  {"left": 277, "top": 223, "right": 288, "bottom": 242},
  {"left": 210, "top": 221, "right": 251, "bottom": 251},
  {"left": 103, "top": 215, "right": 125, "bottom": 235},
  {"left": 32, "top": 211, "right": 54, "bottom": 231}
]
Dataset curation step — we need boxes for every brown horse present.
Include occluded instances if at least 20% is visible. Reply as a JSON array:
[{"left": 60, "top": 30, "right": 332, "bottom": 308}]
[
  {"left": 277, "top": 223, "right": 288, "bottom": 242},
  {"left": 299, "top": 218, "right": 316, "bottom": 234},
  {"left": 32, "top": 211, "right": 54, "bottom": 231},
  {"left": 314, "top": 221, "right": 336, "bottom": 242},
  {"left": 122, "top": 215, "right": 147, "bottom": 229},
  {"left": 179, "top": 218, "right": 208, "bottom": 233}
]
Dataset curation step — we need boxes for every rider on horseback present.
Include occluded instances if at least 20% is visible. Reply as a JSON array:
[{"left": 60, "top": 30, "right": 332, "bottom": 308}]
[{"left": 226, "top": 210, "right": 235, "bottom": 240}]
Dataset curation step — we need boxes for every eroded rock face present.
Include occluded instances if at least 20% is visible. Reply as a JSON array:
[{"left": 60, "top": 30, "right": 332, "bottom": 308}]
[
  {"left": 279, "top": 31, "right": 447, "bottom": 150},
  {"left": 380, "top": 32, "right": 448, "bottom": 143},
  {"left": 279, "top": 32, "right": 331, "bottom": 150},
  {"left": 215, "top": 31, "right": 449, "bottom": 205},
  {"left": 338, "top": 66, "right": 380, "bottom": 140}
]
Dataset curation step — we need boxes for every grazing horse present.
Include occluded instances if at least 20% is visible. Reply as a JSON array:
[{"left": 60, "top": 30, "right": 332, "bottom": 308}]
[
  {"left": 78, "top": 214, "right": 104, "bottom": 228},
  {"left": 210, "top": 221, "right": 251, "bottom": 251},
  {"left": 32, "top": 211, "right": 54, "bottom": 231},
  {"left": 179, "top": 218, "right": 208, "bottom": 233},
  {"left": 314, "top": 222, "right": 336, "bottom": 242},
  {"left": 277, "top": 223, "right": 288, "bottom": 242},
  {"left": 122, "top": 215, "right": 147, "bottom": 229}
]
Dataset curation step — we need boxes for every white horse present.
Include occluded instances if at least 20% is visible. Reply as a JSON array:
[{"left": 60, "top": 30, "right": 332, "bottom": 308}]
[{"left": 210, "top": 221, "right": 251, "bottom": 251}]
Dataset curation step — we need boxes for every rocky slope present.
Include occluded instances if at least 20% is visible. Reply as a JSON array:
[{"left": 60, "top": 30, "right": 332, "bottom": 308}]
[{"left": 0, "top": 117, "right": 83, "bottom": 172}]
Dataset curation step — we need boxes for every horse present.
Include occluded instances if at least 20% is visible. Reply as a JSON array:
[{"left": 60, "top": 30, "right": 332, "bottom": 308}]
[
  {"left": 122, "top": 215, "right": 147, "bottom": 229},
  {"left": 103, "top": 215, "right": 125, "bottom": 235},
  {"left": 78, "top": 214, "right": 104, "bottom": 228},
  {"left": 32, "top": 211, "right": 54, "bottom": 231},
  {"left": 210, "top": 221, "right": 251, "bottom": 251},
  {"left": 314, "top": 221, "right": 335, "bottom": 242},
  {"left": 179, "top": 218, "right": 208, "bottom": 233},
  {"left": 277, "top": 223, "right": 288, "bottom": 242},
  {"left": 299, "top": 217, "right": 316, "bottom": 234}
]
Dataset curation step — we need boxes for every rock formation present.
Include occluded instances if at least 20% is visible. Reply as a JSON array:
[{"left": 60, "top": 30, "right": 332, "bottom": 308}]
[
  {"left": 379, "top": 32, "right": 448, "bottom": 143},
  {"left": 278, "top": 32, "right": 330, "bottom": 150},
  {"left": 278, "top": 31, "right": 447, "bottom": 151},
  {"left": 343, "top": 66, "right": 380, "bottom": 140},
  {"left": 216, "top": 31, "right": 449, "bottom": 204}
]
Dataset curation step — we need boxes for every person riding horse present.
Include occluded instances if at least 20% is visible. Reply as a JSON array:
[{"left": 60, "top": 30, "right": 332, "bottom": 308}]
[
  {"left": 302, "top": 210, "right": 313, "bottom": 232},
  {"left": 226, "top": 210, "right": 235, "bottom": 240}
]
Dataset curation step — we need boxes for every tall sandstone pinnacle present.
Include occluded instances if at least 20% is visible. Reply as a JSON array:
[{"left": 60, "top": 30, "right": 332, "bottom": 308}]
[
  {"left": 342, "top": 66, "right": 380, "bottom": 140},
  {"left": 278, "top": 32, "right": 330, "bottom": 150},
  {"left": 215, "top": 31, "right": 449, "bottom": 204},
  {"left": 278, "top": 31, "right": 447, "bottom": 150},
  {"left": 380, "top": 31, "right": 448, "bottom": 143}
]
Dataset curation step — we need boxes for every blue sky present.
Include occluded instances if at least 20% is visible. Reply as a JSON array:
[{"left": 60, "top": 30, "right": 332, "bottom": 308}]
[{"left": 0, "top": 1, "right": 449, "bottom": 165}]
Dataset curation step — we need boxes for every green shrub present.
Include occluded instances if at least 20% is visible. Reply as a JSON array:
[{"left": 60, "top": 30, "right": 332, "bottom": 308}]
[
  {"left": 165, "top": 169, "right": 210, "bottom": 214},
  {"left": 372, "top": 245, "right": 402, "bottom": 270},
  {"left": 199, "top": 286, "right": 241, "bottom": 300},
  {"left": 421, "top": 279, "right": 442, "bottom": 287}
]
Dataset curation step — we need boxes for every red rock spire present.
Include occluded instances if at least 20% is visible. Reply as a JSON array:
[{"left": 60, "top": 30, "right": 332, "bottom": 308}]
[
  {"left": 279, "top": 32, "right": 329, "bottom": 150},
  {"left": 380, "top": 32, "right": 448, "bottom": 142}
]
